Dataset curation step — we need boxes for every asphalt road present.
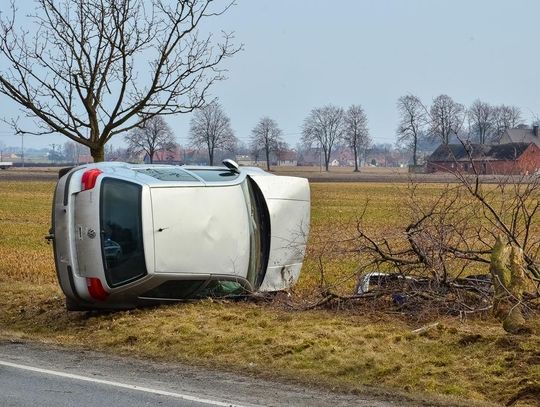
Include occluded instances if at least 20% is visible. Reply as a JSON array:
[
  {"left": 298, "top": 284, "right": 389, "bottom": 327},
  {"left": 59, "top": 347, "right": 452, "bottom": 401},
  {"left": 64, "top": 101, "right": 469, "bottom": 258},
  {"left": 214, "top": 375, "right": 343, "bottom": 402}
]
[
  {"left": 0, "top": 341, "right": 399, "bottom": 407},
  {"left": 1, "top": 362, "right": 218, "bottom": 407}
]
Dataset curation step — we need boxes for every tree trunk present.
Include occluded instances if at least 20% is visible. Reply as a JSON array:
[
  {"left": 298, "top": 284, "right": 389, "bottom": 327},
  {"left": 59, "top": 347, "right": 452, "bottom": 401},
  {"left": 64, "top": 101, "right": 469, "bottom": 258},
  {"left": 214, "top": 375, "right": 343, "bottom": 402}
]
[
  {"left": 209, "top": 150, "right": 214, "bottom": 166},
  {"left": 265, "top": 148, "right": 270, "bottom": 171},
  {"left": 413, "top": 138, "right": 418, "bottom": 166},
  {"left": 490, "top": 237, "right": 533, "bottom": 334},
  {"left": 91, "top": 145, "right": 105, "bottom": 162},
  {"left": 353, "top": 146, "right": 359, "bottom": 172},
  {"left": 324, "top": 148, "right": 331, "bottom": 172}
]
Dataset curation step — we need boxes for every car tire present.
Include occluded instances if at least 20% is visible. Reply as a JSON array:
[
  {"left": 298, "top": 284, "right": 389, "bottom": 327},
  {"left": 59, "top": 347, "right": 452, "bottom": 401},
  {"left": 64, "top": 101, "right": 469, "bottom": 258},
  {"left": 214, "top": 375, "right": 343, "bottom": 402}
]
[
  {"left": 58, "top": 167, "right": 75, "bottom": 179},
  {"left": 65, "top": 296, "right": 92, "bottom": 311}
]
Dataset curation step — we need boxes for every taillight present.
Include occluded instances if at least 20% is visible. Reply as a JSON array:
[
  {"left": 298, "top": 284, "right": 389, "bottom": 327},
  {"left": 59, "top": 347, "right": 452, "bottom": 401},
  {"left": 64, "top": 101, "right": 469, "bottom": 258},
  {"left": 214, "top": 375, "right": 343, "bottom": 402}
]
[
  {"left": 81, "top": 169, "right": 102, "bottom": 190},
  {"left": 86, "top": 277, "right": 109, "bottom": 301}
]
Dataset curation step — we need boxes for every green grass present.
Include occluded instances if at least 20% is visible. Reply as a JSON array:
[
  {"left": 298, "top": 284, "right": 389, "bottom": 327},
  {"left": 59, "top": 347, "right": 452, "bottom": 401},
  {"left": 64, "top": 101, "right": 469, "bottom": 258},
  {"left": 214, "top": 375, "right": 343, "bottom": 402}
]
[{"left": 0, "top": 179, "right": 539, "bottom": 406}]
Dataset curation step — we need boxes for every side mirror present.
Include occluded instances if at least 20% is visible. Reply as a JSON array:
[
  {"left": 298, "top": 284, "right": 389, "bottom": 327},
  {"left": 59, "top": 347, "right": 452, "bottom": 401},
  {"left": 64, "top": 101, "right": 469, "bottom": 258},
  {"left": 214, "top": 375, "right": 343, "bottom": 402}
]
[{"left": 222, "top": 159, "right": 240, "bottom": 173}]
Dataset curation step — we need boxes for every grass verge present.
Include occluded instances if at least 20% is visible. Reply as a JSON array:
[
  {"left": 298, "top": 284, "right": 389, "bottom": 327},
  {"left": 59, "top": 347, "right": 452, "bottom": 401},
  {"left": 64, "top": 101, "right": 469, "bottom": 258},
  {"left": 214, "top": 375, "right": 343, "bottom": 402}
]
[{"left": 0, "top": 178, "right": 538, "bottom": 406}]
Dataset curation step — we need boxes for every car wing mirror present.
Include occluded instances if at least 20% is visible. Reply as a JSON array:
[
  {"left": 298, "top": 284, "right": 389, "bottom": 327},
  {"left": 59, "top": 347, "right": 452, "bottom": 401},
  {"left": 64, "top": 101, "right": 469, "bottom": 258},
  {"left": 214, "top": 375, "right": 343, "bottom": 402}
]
[{"left": 222, "top": 159, "right": 240, "bottom": 173}]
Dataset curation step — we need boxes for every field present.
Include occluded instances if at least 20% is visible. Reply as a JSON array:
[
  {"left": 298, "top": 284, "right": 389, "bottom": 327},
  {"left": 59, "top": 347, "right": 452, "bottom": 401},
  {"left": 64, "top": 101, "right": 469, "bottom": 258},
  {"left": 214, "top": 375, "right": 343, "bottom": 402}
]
[{"left": 0, "top": 174, "right": 539, "bottom": 406}]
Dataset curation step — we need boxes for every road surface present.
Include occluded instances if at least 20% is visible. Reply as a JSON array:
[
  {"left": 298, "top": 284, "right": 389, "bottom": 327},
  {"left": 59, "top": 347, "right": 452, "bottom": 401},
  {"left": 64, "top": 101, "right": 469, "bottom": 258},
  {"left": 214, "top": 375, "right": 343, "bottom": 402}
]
[{"left": 0, "top": 341, "right": 399, "bottom": 407}]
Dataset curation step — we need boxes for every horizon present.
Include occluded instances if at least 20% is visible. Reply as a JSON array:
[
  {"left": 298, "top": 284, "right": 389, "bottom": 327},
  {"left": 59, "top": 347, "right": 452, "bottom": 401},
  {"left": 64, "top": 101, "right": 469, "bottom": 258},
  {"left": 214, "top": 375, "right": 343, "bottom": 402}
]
[{"left": 1, "top": 0, "right": 540, "bottom": 150}]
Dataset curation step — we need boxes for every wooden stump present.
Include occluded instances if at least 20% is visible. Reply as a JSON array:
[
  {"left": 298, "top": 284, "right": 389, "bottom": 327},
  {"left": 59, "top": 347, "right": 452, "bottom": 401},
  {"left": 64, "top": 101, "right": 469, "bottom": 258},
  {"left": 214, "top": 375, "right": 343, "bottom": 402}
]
[{"left": 490, "top": 237, "right": 532, "bottom": 334}]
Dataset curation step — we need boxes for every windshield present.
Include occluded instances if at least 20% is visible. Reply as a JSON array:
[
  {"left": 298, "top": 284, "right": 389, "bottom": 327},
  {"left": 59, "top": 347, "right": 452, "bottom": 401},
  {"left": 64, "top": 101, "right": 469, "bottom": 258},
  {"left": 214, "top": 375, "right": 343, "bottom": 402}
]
[
  {"left": 188, "top": 168, "right": 239, "bottom": 182},
  {"left": 134, "top": 167, "right": 199, "bottom": 182},
  {"left": 100, "top": 178, "right": 147, "bottom": 287}
]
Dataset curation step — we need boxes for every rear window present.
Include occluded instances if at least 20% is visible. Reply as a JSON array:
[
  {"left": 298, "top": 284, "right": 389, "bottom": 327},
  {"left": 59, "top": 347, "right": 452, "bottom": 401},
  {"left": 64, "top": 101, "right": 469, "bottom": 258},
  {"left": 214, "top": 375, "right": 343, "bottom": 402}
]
[
  {"left": 188, "top": 169, "right": 239, "bottom": 182},
  {"left": 100, "top": 179, "right": 147, "bottom": 287}
]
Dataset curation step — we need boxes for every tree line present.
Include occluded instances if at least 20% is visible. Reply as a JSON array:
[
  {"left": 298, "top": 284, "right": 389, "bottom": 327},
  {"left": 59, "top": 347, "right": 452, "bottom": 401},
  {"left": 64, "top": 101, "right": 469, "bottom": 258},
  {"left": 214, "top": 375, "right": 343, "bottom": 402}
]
[
  {"left": 124, "top": 102, "right": 371, "bottom": 172},
  {"left": 0, "top": 1, "right": 529, "bottom": 170},
  {"left": 396, "top": 94, "right": 524, "bottom": 166},
  {"left": 0, "top": 0, "right": 374, "bottom": 170}
]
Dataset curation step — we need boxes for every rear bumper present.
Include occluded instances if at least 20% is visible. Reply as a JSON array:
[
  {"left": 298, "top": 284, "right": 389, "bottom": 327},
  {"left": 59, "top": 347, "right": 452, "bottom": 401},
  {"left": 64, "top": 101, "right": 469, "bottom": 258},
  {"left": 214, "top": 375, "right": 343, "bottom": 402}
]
[{"left": 52, "top": 169, "right": 90, "bottom": 303}]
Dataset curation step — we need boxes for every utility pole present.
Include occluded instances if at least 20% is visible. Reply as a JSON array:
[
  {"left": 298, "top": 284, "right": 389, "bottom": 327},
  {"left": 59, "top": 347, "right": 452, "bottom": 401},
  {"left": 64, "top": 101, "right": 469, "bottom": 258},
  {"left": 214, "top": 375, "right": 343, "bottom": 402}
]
[
  {"left": 21, "top": 133, "right": 24, "bottom": 168},
  {"left": 49, "top": 143, "right": 59, "bottom": 163}
]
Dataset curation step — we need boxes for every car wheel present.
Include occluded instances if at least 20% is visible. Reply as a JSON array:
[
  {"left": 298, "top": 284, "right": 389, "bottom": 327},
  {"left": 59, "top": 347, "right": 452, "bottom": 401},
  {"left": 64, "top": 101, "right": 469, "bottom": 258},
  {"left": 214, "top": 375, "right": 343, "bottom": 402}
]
[
  {"left": 58, "top": 167, "right": 75, "bottom": 179},
  {"left": 65, "top": 296, "right": 92, "bottom": 311}
]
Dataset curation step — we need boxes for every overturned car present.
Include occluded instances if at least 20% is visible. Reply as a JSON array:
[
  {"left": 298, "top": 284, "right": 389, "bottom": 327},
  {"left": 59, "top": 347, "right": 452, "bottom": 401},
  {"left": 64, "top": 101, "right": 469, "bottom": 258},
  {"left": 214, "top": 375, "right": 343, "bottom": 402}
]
[{"left": 48, "top": 161, "right": 310, "bottom": 310}]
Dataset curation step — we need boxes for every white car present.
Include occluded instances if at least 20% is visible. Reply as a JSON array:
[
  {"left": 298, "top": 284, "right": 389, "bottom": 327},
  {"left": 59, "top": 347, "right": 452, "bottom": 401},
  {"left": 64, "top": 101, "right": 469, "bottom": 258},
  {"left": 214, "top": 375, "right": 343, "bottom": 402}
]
[{"left": 49, "top": 161, "right": 310, "bottom": 310}]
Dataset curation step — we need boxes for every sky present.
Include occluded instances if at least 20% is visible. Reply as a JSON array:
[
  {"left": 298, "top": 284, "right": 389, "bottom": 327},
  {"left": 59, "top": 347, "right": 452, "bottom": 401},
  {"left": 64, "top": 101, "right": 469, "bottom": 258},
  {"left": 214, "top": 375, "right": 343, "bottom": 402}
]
[{"left": 1, "top": 0, "right": 540, "bottom": 150}]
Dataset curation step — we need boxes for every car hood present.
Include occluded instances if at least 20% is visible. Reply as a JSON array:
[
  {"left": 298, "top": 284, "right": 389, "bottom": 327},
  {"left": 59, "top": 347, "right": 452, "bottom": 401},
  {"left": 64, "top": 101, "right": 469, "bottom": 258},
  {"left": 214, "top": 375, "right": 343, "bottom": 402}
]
[
  {"left": 249, "top": 175, "right": 310, "bottom": 291},
  {"left": 150, "top": 185, "right": 251, "bottom": 278}
]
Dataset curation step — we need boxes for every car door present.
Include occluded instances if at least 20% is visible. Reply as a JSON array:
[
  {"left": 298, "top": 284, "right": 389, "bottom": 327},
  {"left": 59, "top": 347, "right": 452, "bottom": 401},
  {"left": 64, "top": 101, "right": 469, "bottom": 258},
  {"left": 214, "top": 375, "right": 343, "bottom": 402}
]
[{"left": 150, "top": 185, "right": 251, "bottom": 278}]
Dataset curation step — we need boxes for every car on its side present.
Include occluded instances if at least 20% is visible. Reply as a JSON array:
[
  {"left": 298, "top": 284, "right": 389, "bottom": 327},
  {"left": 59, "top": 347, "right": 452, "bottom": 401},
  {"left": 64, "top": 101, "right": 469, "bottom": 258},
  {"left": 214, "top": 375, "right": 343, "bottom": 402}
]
[{"left": 49, "top": 161, "right": 310, "bottom": 310}]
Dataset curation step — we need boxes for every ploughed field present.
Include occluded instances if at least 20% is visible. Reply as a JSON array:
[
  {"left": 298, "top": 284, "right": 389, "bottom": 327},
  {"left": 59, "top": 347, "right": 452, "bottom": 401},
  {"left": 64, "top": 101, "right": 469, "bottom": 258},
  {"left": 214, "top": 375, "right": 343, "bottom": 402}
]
[{"left": 0, "top": 175, "right": 539, "bottom": 407}]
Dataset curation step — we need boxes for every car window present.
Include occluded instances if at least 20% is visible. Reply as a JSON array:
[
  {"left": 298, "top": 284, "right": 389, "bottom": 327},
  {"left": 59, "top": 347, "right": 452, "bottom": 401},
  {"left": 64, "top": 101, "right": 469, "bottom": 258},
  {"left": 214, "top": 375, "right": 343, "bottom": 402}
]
[
  {"left": 188, "top": 169, "right": 239, "bottom": 182},
  {"left": 100, "top": 178, "right": 147, "bottom": 287},
  {"left": 134, "top": 167, "right": 199, "bottom": 182}
]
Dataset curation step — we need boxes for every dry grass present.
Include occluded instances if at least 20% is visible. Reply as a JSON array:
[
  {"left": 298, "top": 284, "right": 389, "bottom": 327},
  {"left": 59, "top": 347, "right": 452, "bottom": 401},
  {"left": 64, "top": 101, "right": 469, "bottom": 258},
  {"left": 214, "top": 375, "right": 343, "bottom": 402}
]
[
  {"left": 0, "top": 178, "right": 539, "bottom": 406},
  {"left": 0, "top": 181, "right": 56, "bottom": 284}
]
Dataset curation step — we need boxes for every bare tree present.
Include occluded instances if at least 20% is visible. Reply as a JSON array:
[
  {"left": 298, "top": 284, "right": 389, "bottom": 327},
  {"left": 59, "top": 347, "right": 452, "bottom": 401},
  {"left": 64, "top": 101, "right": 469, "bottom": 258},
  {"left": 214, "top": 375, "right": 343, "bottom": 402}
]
[
  {"left": 63, "top": 141, "right": 90, "bottom": 164},
  {"left": 125, "top": 116, "right": 175, "bottom": 163},
  {"left": 249, "top": 142, "right": 261, "bottom": 163},
  {"left": 0, "top": 0, "right": 239, "bottom": 162},
  {"left": 343, "top": 105, "right": 370, "bottom": 172},
  {"left": 493, "top": 105, "right": 523, "bottom": 141},
  {"left": 429, "top": 95, "right": 465, "bottom": 145},
  {"left": 105, "top": 145, "right": 131, "bottom": 162},
  {"left": 189, "top": 102, "right": 236, "bottom": 165},
  {"left": 250, "top": 117, "right": 283, "bottom": 171},
  {"left": 396, "top": 95, "right": 426, "bottom": 166},
  {"left": 302, "top": 105, "right": 344, "bottom": 171},
  {"left": 467, "top": 99, "right": 495, "bottom": 144},
  {"left": 273, "top": 140, "right": 291, "bottom": 166}
]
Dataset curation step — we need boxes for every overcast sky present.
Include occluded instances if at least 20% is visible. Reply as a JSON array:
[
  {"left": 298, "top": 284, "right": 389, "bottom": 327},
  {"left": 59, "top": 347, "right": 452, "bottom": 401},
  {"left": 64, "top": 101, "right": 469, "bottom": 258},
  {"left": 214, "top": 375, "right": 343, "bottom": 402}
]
[{"left": 1, "top": 0, "right": 540, "bottom": 149}]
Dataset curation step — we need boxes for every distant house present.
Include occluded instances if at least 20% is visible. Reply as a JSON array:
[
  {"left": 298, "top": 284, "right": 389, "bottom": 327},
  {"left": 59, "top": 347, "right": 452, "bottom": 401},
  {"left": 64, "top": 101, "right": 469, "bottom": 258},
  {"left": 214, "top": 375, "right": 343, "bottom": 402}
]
[
  {"left": 500, "top": 126, "right": 540, "bottom": 147},
  {"left": 297, "top": 148, "right": 321, "bottom": 166},
  {"left": 145, "top": 146, "right": 207, "bottom": 165},
  {"left": 277, "top": 151, "right": 297, "bottom": 166},
  {"left": 145, "top": 148, "right": 182, "bottom": 164},
  {"left": 236, "top": 154, "right": 257, "bottom": 166},
  {"left": 77, "top": 154, "right": 94, "bottom": 164},
  {"left": 426, "top": 142, "right": 540, "bottom": 175},
  {"left": 335, "top": 150, "right": 356, "bottom": 167}
]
